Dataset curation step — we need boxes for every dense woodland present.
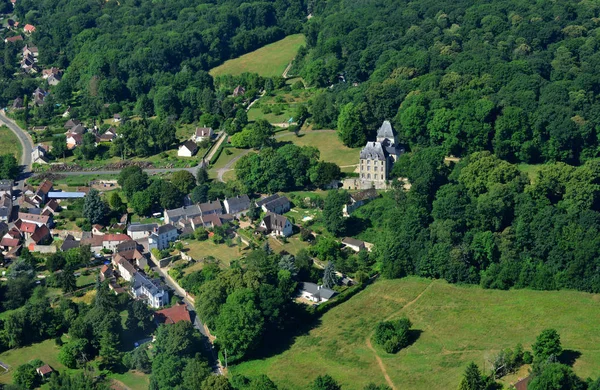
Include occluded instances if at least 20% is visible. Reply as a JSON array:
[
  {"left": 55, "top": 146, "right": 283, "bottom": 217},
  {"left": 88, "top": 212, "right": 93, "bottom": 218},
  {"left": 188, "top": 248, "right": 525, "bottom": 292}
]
[{"left": 301, "top": 0, "right": 600, "bottom": 164}]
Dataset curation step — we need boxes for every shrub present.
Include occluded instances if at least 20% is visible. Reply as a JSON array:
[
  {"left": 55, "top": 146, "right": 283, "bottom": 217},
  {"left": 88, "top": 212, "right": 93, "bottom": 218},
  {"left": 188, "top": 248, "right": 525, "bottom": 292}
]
[{"left": 373, "top": 318, "right": 412, "bottom": 354}]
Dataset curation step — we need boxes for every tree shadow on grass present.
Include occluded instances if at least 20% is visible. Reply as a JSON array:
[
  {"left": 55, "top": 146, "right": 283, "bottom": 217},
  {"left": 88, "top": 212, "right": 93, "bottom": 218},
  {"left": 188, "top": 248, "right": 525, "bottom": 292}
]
[
  {"left": 406, "top": 329, "right": 423, "bottom": 349},
  {"left": 558, "top": 349, "right": 581, "bottom": 366},
  {"left": 344, "top": 216, "right": 371, "bottom": 237}
]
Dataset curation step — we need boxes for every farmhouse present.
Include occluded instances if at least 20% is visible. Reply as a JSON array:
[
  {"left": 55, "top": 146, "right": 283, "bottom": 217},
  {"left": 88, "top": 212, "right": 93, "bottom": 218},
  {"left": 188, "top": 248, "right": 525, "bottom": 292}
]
[
  {"left": 178, "top": 140, "right": 198, "bottom": 157},
  {"left": 149, "top": 224, "right": 178, "bottom": 250},
  {"left": 299, "top": 282, "right": 337, "bottom": 303},
  {"left": 223, "top": 195, "right": 251, "bottom": 215},
  {"left": 191, "top": 127, "right": 213, "bottom": 142},
  {"left": 32, "top": 145, "right": 49, "bottom": 164}
]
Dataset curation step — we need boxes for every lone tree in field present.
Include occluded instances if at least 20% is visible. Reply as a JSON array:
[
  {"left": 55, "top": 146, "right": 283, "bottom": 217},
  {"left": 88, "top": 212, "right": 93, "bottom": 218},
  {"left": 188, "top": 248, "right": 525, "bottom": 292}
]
[
  {"left": 532, "top": 328, "right": 562, "bottom": 364},
  {"left": 322, "top": 262, "right": 337, "bottom": 289},
  {"left": 458, "top": 362, "right": 485, "bottom": 390},
  {"left": 83, "top": 189, "right": 107, "bottom": 224},
  {"left": 373, "top": 317, "right": 413, "bottom": 354}
]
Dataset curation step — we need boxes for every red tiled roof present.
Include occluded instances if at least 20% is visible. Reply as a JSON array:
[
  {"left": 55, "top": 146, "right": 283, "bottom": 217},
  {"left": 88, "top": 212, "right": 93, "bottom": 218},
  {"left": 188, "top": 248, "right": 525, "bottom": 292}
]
[
  {"left": 37, "top": 364, "right": 53, "bottom": 375},
  {"left": 38, "top": 180, "right": 53, "bottom": 195},
  {"left": 104, "top": 234, "right": 131, "bottom": 242},
  {"left": 24, "top": 24, "right": 35, "bottom": 32},
  {"left": 5, "top": 35, "right": 23, "bottom": 42},
  {"left": 154, "top": 304, "right": 191, "bottom": 325},
  {"left": 18, "top": 212, "right": 50, "bottom": 224},
  {"left": 1, "top": 237, "right": 19, "bottom": 247},
  {"left": 30, "top": 225, "right": 50, "bottom": 243},
  {"left": 15, "top": 219, "right": 37, "bottom": 234}
]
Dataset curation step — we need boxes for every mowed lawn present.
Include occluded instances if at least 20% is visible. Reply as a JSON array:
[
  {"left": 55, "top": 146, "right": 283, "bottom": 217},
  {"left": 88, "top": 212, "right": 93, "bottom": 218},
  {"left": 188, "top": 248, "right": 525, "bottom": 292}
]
[
  {"left": 277, "top": 130, "right": 359, "bottom": 167},
  {"left": 210, "top": 34, "right": 305, "bottom": 78},
  {"left": 231, "top": 277, "right": 600, "bottom": 389},
  {"left": 0, "top": 339, "right": 67, "bottom": 384},
  {"left": 184, "top": 240, "right": 247, "bottom": 269},
  {"left": 0, "top": 126, "right": 22, "bottom": 161}
]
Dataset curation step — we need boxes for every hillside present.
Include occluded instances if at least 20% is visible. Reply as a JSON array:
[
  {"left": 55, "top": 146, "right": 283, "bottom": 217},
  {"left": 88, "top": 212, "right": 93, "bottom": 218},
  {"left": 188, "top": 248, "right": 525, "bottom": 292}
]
[
  {"left": 231, "top": 278, "right": 600, "bottom": 389},
  {"left": 210, "top": 34, "right": 306, "bottom": 78}
]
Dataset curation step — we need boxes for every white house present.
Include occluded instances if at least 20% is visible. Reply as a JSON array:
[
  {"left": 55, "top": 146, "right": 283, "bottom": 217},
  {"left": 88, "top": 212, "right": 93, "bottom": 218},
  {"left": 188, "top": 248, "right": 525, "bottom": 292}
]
[
  {"left": 116, "top": 257, "right": 136, "bottom": 282},
  {"left": 127, "top": 223, "right": 158, "bottom": 240},
  {"left": 300, "top": 282, "right": 337, "bottom": 303},
  {"left": 102, "top": 234, "right": 132, "bottom": 251},
  {"left": 342, "top": 237, "right": 366, "bottom": 252},
  {"left": 178, "top": 140, "right": 198, "bottom": 157},
  {"left": 149, "top": 224, "right": 179, "bottom": 250},
  {"left": 131, "top": 273, "right": 168, "bottom": 308},
  {"left": 191, "top": 127, "right": 213, "bottom": 142},
  {"left": 224, "top": 195, "right": 251, "bottom": 216},
  {"left": 257, "top": 194, "right": 291, "bottom": 214},
  {"left": 258, "top": 213, "right": 293, "bottom": 237},
  {"left": 31, "top": 145, "right": 49, "bottom": 164}
]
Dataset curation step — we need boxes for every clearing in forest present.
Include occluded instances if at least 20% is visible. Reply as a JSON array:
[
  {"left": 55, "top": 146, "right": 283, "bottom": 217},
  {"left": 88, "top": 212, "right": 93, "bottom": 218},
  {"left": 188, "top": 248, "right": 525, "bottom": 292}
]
[{"left": 210, "top": 34, "right": 306, "bottom": 78}]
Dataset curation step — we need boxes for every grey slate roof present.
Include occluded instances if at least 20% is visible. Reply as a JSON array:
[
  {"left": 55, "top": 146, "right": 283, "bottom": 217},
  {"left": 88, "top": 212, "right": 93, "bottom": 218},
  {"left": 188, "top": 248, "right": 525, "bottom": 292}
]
[
  {"left": 255, "top": 194, "right": 280, "bottom": 207},
  {"left": 166, "top": 205, "right": 201, "bottom": 221},
  {"left": 261, "top": 212, "right": 289, "bottom": 231},
  {"left": 377, "top": 120, "right": 395, "bottom": 139},
  {"left": 157, "top": 223, "right": 177, "bottom": 235},
  {"left": 132, "top": 272, "right": 165, "bottom": 296},
  {"left": 300, "top": 282, "right": 337, "bottom": 300},
  {"left": 342, "top": 237, "right": 365, "bottom": 247},
  {"left": 0, "top": 180, "right": 14, "bottom": 192},
  {"left": 127, "top": 223, "right": 158, "bottom": 233},
  {"left": 359, "top": 142, "right": 386, "bottom": 160},
  {"left": 199, "top": 200, "right": 222, "bottom": 214},
  {"left": 262, "top": 196, "right": 290, "bottom": 212},
  {"left": 225, "top": 195, "right": 250, "bottom": 214},
  {"left": 181, "top": 140, "right": 198, "bottom": 153}
]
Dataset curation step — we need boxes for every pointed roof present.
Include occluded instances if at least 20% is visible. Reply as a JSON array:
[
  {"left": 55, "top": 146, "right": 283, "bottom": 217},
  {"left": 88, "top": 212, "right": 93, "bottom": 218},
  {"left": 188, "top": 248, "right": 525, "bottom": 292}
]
[
  {"left": 377, "top": 120, "right": 395, "bottom": 139},
  {"left": 359, "top": 142, "right": 386, "bottom": 160}
]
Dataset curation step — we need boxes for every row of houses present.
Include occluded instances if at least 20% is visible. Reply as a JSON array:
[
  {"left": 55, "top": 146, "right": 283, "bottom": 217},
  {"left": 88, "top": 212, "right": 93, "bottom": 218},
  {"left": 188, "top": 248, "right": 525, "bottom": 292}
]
[{"left": 64, "top": 119, "right": 118, "bottom": 150}]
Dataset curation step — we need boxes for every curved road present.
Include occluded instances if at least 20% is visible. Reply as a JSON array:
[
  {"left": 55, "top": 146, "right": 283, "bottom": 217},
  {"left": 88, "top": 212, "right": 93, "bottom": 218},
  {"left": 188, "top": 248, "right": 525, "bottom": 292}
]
[{"left": 0, "top": 111, "right": 34, "bottom": 190}]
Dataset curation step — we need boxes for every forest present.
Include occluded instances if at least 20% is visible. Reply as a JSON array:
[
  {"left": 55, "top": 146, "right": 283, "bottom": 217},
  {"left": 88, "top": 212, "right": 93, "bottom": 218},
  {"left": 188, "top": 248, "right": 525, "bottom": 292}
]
[{"left": 300, "top": 0, "right": 600, "bottom": 164}]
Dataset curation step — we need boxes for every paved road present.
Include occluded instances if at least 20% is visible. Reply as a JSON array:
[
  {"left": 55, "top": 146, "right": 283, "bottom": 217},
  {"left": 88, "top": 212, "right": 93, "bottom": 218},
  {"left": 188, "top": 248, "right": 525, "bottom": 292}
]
[
  {"left": 0, "top": 110, "right": 35, "bottom": 191},
  {"left": 151, "top": 260, "right": 223, "bottom": 375},
  {"left": 216, "top": 149, "right": 250, "bottom": 183}
]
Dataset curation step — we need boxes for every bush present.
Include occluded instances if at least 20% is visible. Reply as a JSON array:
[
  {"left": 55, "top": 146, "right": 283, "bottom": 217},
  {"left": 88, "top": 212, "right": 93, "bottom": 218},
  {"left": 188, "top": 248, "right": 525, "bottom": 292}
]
[
  {"left": 373, "top": 318, "right": 412, "bottom": 354},
  {"left": 224, "top": 148, "right": 233, "bottom": 155}
]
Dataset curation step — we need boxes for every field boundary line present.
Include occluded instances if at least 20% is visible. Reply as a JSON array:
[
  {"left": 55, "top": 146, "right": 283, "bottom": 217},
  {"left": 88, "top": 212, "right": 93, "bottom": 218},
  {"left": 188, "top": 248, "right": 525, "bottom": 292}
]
[{"left": 365, "top": 280, "right": 435, "bottom": 389}]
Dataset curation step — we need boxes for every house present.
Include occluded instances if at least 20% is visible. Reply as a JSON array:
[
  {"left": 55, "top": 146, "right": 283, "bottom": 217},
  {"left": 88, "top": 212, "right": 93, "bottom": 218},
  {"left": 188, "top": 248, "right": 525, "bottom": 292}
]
[
  {"left": 4, "top": 35, "right": 22, "bottom": 43},
  {"left": 127, "top": 223, "right": 158, "bottom": 240},
  {"left": 113, "top": 113, "right": 121, "bottom": 122},
  {"left": 32, "top": 87, "right": 46, "bottom": 105},
  {"left": 47, "top": 74, "right": 61, "bottom": 86},
  {"left": 11, "top": 97, "right": 23, "bottom": 110},
  {"left": 115, "top": 256, "right": 137, "bottom": 281},
  {"left": 92, "top": 224, "right": 105, "bottom": 235},
  {"left": 28, "top": 224, "right": 50, "bottom": 245},
  {"left": 259, "top": 195, "right": 291, "bottom": 214},
  {"left": 164, "top": 205, "right": 201, "bottom": 225},
  {"left": 18, "top": 212, "right": 52, "bottom": 227},
  {"left": 32, "top": 145, "right": 49, "bottom": 164},
  {"left": 0, "top": 180, "right": 13, "bottom": 197},
  {"left": 66, "top": 133, "right": 83, "bottom": 149},
  {"left": 23, "top": 45, "right": 38, "bottom": 58},
  {"left": 223, "top": 195, "right": 251, "bottom": 216},
  {"left": 199, "top": 200, "right": 223, "bottom": 216},
  {"left": 62, "top": 106, "right": 71, "bottom": 118},
  {"left": 42, "top": 67, "right": 61, "bottom": 80},
  {"left": 178, "top": 140, "right": 198, "bottom": 157},
  {"left": 60, "top": 235, "right": 80, "bottom": 251},
  {"left": 190, "top": 213, "right": 232, "bottom": 229},
  {"left": 96, "top": 127, "right": 117, "bottom": 142},
  {"left": 102, "top": 234, "right": 132, "bottom": 251},
  {"left": 64, "top": 119, "right": 81, "bottom": 130},
  {"left": 343, "top": 188, "right": 378, "bottom": 217},
  {"left": 42, "top": 199, "right": 60, "bottom": 215},
  {"left": 258, "top": 213, "right": 293, "bottom": 237},
  {"left": 14, "top": 219, "right": 38, "bottom": 239},
  {"left": 233, "top": 85, "right": 245, "bottom": 97},
  {"left": 36, "top": 180, "right": 53, "bottom": 204},
  {"left": 69, "top": 123, "right": 86, "bottom": 135},
  {"left": 356, "top": 121, "right": 405, "bottom": 189},
  {"left": 114, "top": 243, "right": 147, "bottom": 270},
  {"left": 299, "top": 282, "right": 337, "bottom": 303},
  {"left": 154, "top": 304, "right": 191, "bottom": 325},
  {"left": 0, "top": 236, "right": 19, "bottom": 249},
  {"left": 99, "top": 264, "right": 113, "bottom": 282},
  {"left": 0, "top": 195, "right": 12, "bottom": 222},
  {"left": 342, "top": 237, "right": 365, "bottom": 252},
  {"left": 191, "top": 127, "right": 213, "bottom": 142},
  {"left": 36, "top": 364, "right": 53, "bottom": 378},
  {"left": 149, "top": 224, "right": 178, "bottom": 250},
  {"left": 131, "top": 273, "right": 168, "bottom": 308},
  {"left": 23, "top": 24, "right": 36, "bottom": 34}
]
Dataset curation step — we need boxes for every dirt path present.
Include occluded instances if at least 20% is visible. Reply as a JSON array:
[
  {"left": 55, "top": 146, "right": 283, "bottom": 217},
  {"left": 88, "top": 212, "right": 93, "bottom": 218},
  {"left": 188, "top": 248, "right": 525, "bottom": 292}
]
[
  {"left": 216, "top": 149, "right": 251, "bottom": 182},
  {"left": 365, "top": 280, "right": 435, "bottom": 389},
  {"left": 282, "top": 61, "right": 294, "bottom": 78}
]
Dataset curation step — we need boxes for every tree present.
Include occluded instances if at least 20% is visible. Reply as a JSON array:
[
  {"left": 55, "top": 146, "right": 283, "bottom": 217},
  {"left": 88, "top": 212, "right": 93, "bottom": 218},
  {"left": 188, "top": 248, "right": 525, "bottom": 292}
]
[
  {"left": 323, "top": 190, "right": 350, "bottom": 236},
  {"left": 83, "top": 189, "right": 108, "bottom": 224},
  {"left": 59, "top": 339, "right": 90, "bottom": 368},
  {"left": 337, "top": 103, "right": 366, "bottom": 147},
  {"left": 99, "top": 330, "right": 121, "bottom": 369},
  {"left": 13, "top": 363, "right": 39, "bottom": 390},
  {"left": 181, "top": 359, "right": 211, "bottom": 390},
  {"left": 196, "top": 167, "right": 209, "bottom": 185},
  {"left": 310, "top": 161, "right": 341, "bottom": 189},
  {"left": 52, "top": 135, "right": 67, "bottom": 161},
  {"left": 171, "top": 171, "right": 196, "bottom": 194},
  {"left": 127, "top": 300, "right": 153, "bottom": 332},
  {"left": 130, "top": 191, "right": 153, "bottom": 216},
  {"left": 120, "top": 167, "right": 149, "bottom": 199},
  {"left": 108, "top": 192, "right": 125, "bottom": 212},
  {"left": 247, "top": 201, "right": 260, "bottom": 221},
  {"left": 322, "top": 262, "right": 337, "bottom": 289},
  {"left": 154, "top": 321, "right": 198, "bottom": 358},
  {"left": 458, "top": 362, "right": 484, "bottom": 390},
  {"left": 46, "top": 252, "right": 66, "bottom": 272},
  {"left": 311, "top": 375, "right": 342, "bottom": 390},
  {"left": 215, "top": 288, "right": 264, "bottom": 362},
  {"left": 201, "top": 375, "right": 233, "bottom": 390},
  {"left": 373, "top": 318, "right": 412, "bottom": 354},
  {"left": 528, "top": 363, "right": 586, "bottom": 390},
  {"left": 191, "top": 185, "right": 209, "bottom": 204},
  {"left": 129, "top": 346, "right": 151, "bottom": 373},
  {"left": 60, "top": 265, "right": 77, "bottom": 293},
  {"left": 532, "top": 329, "right": 562, "bottom": 364}
]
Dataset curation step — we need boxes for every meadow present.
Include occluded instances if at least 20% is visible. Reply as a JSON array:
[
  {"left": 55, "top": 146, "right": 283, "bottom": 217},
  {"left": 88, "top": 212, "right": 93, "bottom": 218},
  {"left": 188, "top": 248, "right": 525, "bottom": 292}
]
[
  {"left": 0, "top": 126, "right": 22, "bottom": 161},
  {"left": 276, "top": 129, "right": 359, "bottom": 168},
  {"left": 210, "top": 34, "right": 306, "bottom": 78},
  {"left": 231, "top": 277, "right": 600, "bottom": 389}
]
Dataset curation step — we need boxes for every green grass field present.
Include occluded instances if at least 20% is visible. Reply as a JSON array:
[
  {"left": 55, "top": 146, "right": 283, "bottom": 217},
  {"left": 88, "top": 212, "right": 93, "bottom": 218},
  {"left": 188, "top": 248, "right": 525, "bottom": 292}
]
[
  {"left": 0, "top": 339, "right": 67, "bottom": 384},
  {"left": 0, "top": 126, "right": 22, "bottom": 161},
  {"left": 277, "top": 130, "right": 359, "bottom": 167},
  {"left": 210, "top": 34, "right": 305, "bottom": 78},
  {"left": 183, "top": 240, "right": 247, "bottom": 269},
  {"left": 231, "top": 277, "right": 600, "bottom": 389}
]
